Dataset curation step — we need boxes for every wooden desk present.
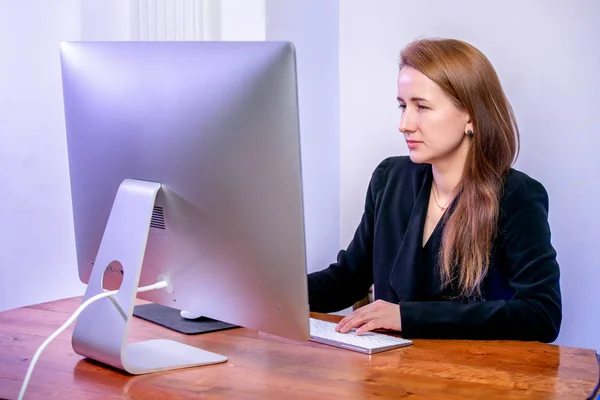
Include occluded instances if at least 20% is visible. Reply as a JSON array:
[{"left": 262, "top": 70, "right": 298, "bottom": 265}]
[{"left": 0, "top": 297, "right": 598, "bottom": 399}]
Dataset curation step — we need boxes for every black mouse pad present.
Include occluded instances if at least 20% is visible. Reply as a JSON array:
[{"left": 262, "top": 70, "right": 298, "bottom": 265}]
[{"left": 133, "top": 303, "right": 239, "bottom": 335}]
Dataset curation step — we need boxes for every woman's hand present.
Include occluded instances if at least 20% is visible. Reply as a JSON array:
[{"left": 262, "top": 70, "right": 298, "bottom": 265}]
[{"left": 335, "top": 299, "right": 402, "bottom": 335}]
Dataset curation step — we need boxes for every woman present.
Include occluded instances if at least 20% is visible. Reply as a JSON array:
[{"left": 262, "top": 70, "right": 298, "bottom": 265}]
[{"left": 307, "top": 38, "right": 562, "bottom": 342}]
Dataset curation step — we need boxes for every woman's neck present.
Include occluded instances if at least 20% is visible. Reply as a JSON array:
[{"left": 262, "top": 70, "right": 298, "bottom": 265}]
[{"left": 431, "top": 144, "right": 469, "bottom": 199}]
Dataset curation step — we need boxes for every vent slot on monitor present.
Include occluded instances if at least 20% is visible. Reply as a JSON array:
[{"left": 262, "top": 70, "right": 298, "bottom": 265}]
[{"left": 150, "top": 206, "right": 166, "bottom": 230}]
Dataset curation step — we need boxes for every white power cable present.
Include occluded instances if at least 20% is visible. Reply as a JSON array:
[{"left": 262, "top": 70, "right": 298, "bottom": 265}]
[{"left": 18, "top": 280, "right": 169, "bottom": 400}]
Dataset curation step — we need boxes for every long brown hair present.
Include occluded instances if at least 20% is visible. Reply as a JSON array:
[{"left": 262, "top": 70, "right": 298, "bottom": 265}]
[{"left": 400, "top": 38, "right": 520, "bottom": 298}]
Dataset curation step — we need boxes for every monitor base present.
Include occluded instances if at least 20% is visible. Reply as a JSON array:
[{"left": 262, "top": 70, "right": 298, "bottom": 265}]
[{"left": 71, "top": 178, "right": 227, "bottom": 375}]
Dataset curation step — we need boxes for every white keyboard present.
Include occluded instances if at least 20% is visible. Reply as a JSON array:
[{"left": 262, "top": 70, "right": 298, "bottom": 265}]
[{"left": 309, "top": 318, "right": 413, "bottom": 354}]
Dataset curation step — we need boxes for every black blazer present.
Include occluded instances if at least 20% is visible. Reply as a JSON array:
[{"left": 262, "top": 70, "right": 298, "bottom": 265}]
[{"left": 307, "top": 156, "right": 562, "bottom": 342}]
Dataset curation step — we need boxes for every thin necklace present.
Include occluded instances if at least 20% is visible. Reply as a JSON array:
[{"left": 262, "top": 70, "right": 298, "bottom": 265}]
[{"left": 432, "top": 182, "right": 451, "bottom": 210}]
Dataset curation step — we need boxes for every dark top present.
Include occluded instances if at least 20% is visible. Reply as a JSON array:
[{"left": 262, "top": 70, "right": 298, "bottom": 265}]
[{"left": 307, "top": 156, "right": 562, "bottom": 342}]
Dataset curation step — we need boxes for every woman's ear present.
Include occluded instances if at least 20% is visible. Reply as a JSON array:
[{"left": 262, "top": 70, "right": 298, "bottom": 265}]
[
  {"left": 464, "top": 114, "right": 474, "bottom": 137},
  {"left": 465, "top": 113, "right": 474, "bottom": 136}
]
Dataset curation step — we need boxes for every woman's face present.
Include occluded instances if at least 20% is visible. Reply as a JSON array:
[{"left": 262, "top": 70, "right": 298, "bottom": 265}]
[{"left": 397, "top": 66, "right": 473, "bottom": 166}]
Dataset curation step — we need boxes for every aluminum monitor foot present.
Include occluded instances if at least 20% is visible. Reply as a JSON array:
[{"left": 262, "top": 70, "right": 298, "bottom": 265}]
[{"left": 72, "top": 178, "right": 226, "bottom": 375}]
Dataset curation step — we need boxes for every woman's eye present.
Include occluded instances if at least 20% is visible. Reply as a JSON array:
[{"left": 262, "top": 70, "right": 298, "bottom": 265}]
[
  {"left": 418, "top": 105, "right": 429, "bottom": 110},
  {"left": 398, "top": 104, "right": 406, "bottom": 110}
]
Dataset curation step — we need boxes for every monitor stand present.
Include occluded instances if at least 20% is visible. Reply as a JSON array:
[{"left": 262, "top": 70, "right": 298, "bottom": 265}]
[{"left": 71, "top": 178, "right": 227, "bottom": 374}]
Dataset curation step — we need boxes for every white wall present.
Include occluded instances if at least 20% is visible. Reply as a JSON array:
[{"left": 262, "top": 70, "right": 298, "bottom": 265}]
[
  {"left": 220, "top": 0, "right": 265, "bottom": 41},
  {"left": 0, "top": 0, "right": 85, "bottom": 311},
  {"left": 81, "top": 0, "right": 131, "bottom": 41},
  {"left": 81, "top": 0, "right": 266, "bottom": 42},
  {"left": 266, "top": 0, "right": 341, "bottom": 274},
  {"left": 339, "top": 0, "right": 600, "bottom": 351}
]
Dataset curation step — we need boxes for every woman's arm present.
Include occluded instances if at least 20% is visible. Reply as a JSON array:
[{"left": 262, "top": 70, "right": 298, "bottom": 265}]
[
  {"left": 307, "top": 158, "right": 392, "bottom": 313},
  {"left": 400, "top": 177, "right": 562, "bottom": 342}
]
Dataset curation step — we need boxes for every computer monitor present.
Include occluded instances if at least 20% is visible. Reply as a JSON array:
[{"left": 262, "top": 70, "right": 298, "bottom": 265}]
[{"left": 60, "top": 41, "right": 310, "bottom": 374}]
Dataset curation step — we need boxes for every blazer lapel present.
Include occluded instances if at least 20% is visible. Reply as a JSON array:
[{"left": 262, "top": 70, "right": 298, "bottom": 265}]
[{"left": 388, "top": 166, "right": 432, "bottom": 301}]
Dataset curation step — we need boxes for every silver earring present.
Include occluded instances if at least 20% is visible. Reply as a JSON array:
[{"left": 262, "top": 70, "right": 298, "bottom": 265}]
[{"left": 466, "top": 129, "right": 473, "bottom": 136}]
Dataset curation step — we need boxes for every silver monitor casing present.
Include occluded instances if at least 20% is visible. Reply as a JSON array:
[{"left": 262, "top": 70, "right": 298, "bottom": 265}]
[{"left": 60, "top": 41, "right": 310, "bottom": 372}]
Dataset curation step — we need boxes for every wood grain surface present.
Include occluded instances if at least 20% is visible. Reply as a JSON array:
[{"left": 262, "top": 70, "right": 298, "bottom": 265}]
[{"left": 0, "top": 297, "right": 597, "bottom": 399}]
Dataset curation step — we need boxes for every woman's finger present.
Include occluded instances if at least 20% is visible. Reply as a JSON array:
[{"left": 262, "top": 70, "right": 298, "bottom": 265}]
[
  {"left": 337, "top": 309, "right": 373, "bottom": 333},
  {"left": 356, "top": 320, "right": 380, "bottom": 335}
]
